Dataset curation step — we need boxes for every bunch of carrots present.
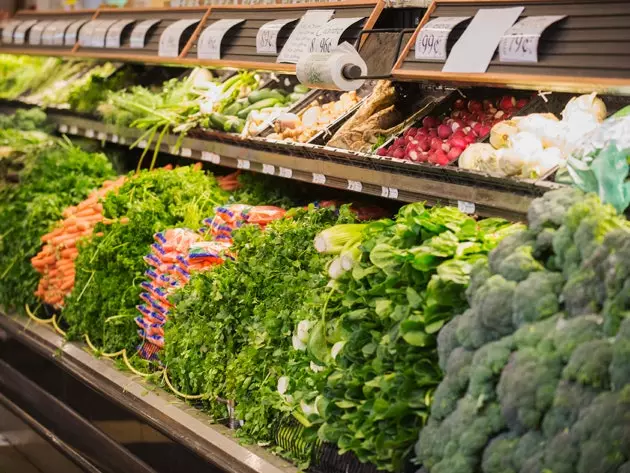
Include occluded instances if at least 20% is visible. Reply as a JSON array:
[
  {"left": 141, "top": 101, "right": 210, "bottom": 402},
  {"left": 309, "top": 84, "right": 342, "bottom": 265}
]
[
  {"left": 32, "top": 176, "right": 127, "bottom": 308},
  {"left": 216, "top": 170, "right": 241, "bottom": 191}
]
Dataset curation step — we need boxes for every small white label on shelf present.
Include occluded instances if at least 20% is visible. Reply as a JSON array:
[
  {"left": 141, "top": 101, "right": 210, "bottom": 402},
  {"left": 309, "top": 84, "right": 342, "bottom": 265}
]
[
  {"left": 414, "top": 16, "right": 470, "bottom": 61},
  {"left": 69, "top": 125, "right": 78, "bottom": 135},
  {"left": 13, "top": 19, "right": 38, "bottom": 45},
  {"left": 85, "top": 129, "right": 95, "bottom": 138},
  {"left": 347, "top": 180, "right": 362, "bottom": 192},
  {"left": 312, "top": 173, "right": 326, "bottom": 184},
  {"left": 111, "top": 134, "right": 119, "bottom": 143},
  {"left": 237, "top": 159, "right": 250, "bottom": 170},
  {"left": 499, "top": 15, "right": 566, "bottom": 63},
  {"left": 138, "top": 140, "right": 148, "bottom": 149},
  {"left": 201, "top": 151, "right": 221, "bottom": 164},
  {"left": 256, "top": 18, "right": 297, "bottom": 55},
  {"left": 59, "top": 124, "right": 68, "bottom": 133},
  {"left": 28, "top": 20, "right": 53, "bottom": 46},
  {"left": 180, "top": 147, "right": 192, "bottom": 158},
  {"left": 309, "top": 17, "right": 364, "bottom": 53},
  {"left": 442, "top": 7, "right": 524, "bottom": 73},
  {"left": 381, "top": 186, "right": 389, "bottom": 198},
  {"left": 97, "top": 131, "right": 107, "bottom": 140},
  {"left": 262, "top": 164, "right": 275, "bottom": 175},
  {"left": 277, "top": 9, "right": 334, "bottom": 63},
  {"left": 119, "top": 136, "right": 126, "bottom": 145},
  {"left": 381, "top": 187, "right": 399, "bottom": 199},
  {"left": 130, "top": 19, "right": 161, "bottom": 49},
  {"left": 64, "top": 19, "right": 88, "bottom": 46},
  {"left": 105, "top": 19, "right": 136, "bottom": 49},
  {"left": 159, "top": 19, "right": 199, "bottom": 58},
  {"left": 279, "top": 167, "right": 292, "bottom": 178},
  {"left": 197, "top": 19, "right": 245, "bottom": 60},
  {"left": 2, "top": 20, "right": 22, "bottom": 44},
  {"left": 92, "top": 19, "right": 121, "bottom": 48},
  {"left": 457, "top": 200, "right": 476, "bottom": 214}
]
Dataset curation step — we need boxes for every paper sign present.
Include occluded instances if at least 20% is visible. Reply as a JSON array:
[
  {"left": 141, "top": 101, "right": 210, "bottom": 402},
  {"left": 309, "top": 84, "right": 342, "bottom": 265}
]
[
  {"left": 78, "top": 20, "right": 101, "bottom": 47},
  {"left": 262, "top": 164, "right": 275, "bottom": 175},
  {"left": 2, "top": 20, "right": 22, "bottom": 44},
  {"left": 197, "top": 19, "right": 245, "bottom": 60},
  {"left": 42, "top": 20, "right": 67, "bottom": 45},
  {"left": 499, "top": 15, "right": 566, "bottom": 63},
  {"left": 91, "top": 19, "right": 120, "bottom": 48},
  {"left": 277, "top": 9, "right": 334, "bottom": 64},
  {"left": 237, "top": 159, "right": 250, "bottom": 169},
  {"left": 64, "top": 19, "right": 88, "bottom": 46},
  {"left": 158, "top": 19, "right": 199, "bottom": 58},
  {"left": 130, "top": 19, "right": 161, "bottom": 49},
  {"left": 105, "top": 19, "right": 136, "bottom": 49},
  {"left": 256, "top": 18, "right": 297, "bottom": 55},
  {"left": 457, "top": 200, "right": 476, "bottom": 214},
  {"left": 442, "top": 7, "right": 524, "bottom": 73},
  {"left": 312, "top": 173, "right": 326, "bottom": 184},
  {"left": 414, "top": 16, "right": 470, "bottom": 61},
  {"left": 347, "top": 180, "right": 362, "bottom": 192},
  {"left": 309, "top": 17, "right": 364, "bottom": 53},
  {"left": 13, "top": 20, "right": 39, "bottom": 45},
  {"left": 28, "top": 20, "right": 53, "bottom": 46},
  {"left": 201, "top": 151, "right": 220, "bottom": 164},
  {"left": 279, "top": 167, "right": 292, "bottom": 178}
]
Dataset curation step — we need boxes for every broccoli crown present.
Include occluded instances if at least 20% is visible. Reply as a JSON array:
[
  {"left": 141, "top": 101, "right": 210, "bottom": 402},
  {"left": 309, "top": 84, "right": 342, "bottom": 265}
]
[{"left": 416, "top": 191, "right": 630, "bottom": 473}]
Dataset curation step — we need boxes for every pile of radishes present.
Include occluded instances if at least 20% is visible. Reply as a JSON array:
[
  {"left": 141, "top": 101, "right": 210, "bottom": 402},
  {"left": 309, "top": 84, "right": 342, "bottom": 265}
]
[{"left": 377, "top": 95, "right": 529, "bottom": 166}]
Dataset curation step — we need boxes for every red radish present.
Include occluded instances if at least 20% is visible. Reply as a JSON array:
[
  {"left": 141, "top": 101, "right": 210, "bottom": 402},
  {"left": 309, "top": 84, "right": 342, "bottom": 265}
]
[
  {"left": 415, "top": 128, "right": 428, "bottom": 137},
  {"left": 441, "top": 142, "right": 451, "bottom": 152},
  {"left": 418, "top": 138, "right": 430, "bottom": 152},
  {"left": 408, "top": 150, "right": 420, "bottom": 161},
  {"left": 437, "top": 124, "right": 452, "bottom": 139},
  {"left": 430, "top": 137, "right": 443, "bottom": 150},
  {"left": 462, "top": 126, "right": 472, "bottom": 135},
  {"left": 516, "top": 98, "right": 528, "bottom": 108},
  {"left": 394, "top": 137, "right": 406, "bottom": 148},
  {"left": 478, "top": 125, "right": 491, "bottom": 137},
  {"left": 404, "top": 127, "right": 418, "bottom": 138},
  {"left": 392, "top": 148, "right": 405, "bottom": 159},
  {"left": 464, "top": 134, "right": 476, "bottom": 144},
  {"left": 422, "top": 116, "right": 438, "bottom": 128},
  {"left": 376, "top": 147, "right": 387, "bottom": 156},
  {"left": 467, "top": 100, "right": 482, "bottom": 113},
  {"left": 448, "top": 147, "right": 463, "bottom": 161},
  {"left": 428, "top": 129, "right": 438, "bottom": 137},
  {"left": 487, "top": 107, "right": 498, "bottom": 115},
  {"left": 419, "top": 151, "right": 430, "bottom": 162},
  {"left": 451, "top": 110, "right": 462, "bottom": 119},
  {"left": 432, "top": 150, "right": 449, "bottom": 165},
  {"left": 499, "top": 96, "right": 516, "bottom": 111},
  {"left": 453, "top": 98, "right": 465, "bottom": 110},
  {"left": 450, "top": 137, "right": 467, "bottom": 149},
  {"left": 472, "top": 122, "right": 484, "bottom": 135},
  {"left": 450, "top": 121, "right": 461, "bottom": 132}
]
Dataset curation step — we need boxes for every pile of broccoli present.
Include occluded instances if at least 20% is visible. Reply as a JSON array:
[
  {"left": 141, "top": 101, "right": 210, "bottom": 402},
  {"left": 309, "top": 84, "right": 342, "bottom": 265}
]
[{"left": 416, "top": 188, "right": 630, "bottom": 473}]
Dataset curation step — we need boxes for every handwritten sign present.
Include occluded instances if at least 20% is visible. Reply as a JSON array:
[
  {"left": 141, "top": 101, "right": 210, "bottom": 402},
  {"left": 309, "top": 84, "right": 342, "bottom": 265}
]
[
  {"left": 277, "top": 9, "right": 334, "bottom": 64},
  {"left": 13, "top": 20, "right": 38, "bottom": 45},
  {"left": 28, "top": 20, "right": 53, "bottom": 46},
  {"left": 78, "top": 20, "right": 101, "bottom": 47},
  {"left": 414, "top": 16, "right": 470, "bottom": 61},
  {"left": 256, "top": 18, "right": 297, "bottom": 55},
  {"left": 130, "top": 19, "right": 161, "bottom": 49},
  {"left": 64, "top": 19, "right": 89, "bottom": 46},
  {"left": 158, "top": 19, "right": 199, "bottom": 58},
  {"left": 443, "top": 7, "right": 524, "bottom": 73},
  {"left": 347, "top": 180, "right": 362, "bottom": 192},
  {"left": 105, "top": 19, "right": 136, "bottom": 49},
  {"left": 2, "top": 20, "right": 22, "bottom": 44},
  {"left": 309, "top": 17, "right": 364, "bottom": 53},
  {"left": 499, "top": 15, "right": 566, "bottom": 63},
  {"left": 91, "top": 19, "right": 120, "bottom": 48},
  {"left": 197, "top": 19, "right": 245, "bottom": 60}
]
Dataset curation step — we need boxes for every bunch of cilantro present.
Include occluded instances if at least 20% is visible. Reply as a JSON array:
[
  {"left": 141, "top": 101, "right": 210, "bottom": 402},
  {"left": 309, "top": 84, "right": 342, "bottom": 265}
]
[
  {"left": 279, "top": 204, "right": 523, "bottom": 472},
  {"left": 164, "top": 205, "right": 356, "bottom": 448},
  {"left": 63, "top": 165, "right": 228, "bottom": 352},
  {"left": 0, "top": 140, "right": 116, "bottom": 314}
]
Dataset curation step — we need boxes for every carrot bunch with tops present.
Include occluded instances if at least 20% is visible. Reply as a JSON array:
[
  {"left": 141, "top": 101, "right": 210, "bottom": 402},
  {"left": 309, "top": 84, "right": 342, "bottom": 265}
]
[{"left": 32, "top": 176, "right": 127, "bottom": 308}]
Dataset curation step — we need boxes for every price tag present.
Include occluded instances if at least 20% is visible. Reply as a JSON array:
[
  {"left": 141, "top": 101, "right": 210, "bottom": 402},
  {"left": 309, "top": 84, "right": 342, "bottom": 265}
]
[
  {"left": 42, "top": 20, "right": 66, "bottom": 45},
  {"left": 347, "top": 180, "right": 362, "bottom": 192},
  {"left": 119, "top": 136, "right": 127, "bottom": 145},
  {"left": 69, "top": 125, "right": 78, "bottom": 135},
  {"left": 97, "top": 132, "right": 107, "bottom": 140},
  {"left": 256, "top": 18, "right": 297, "bottom": 55},
  {"left": 59, "top": 124, "right": 68, "bottom": 133},
  {"left": 28, "top": 20, "right": 53, "bottom": 46},
  {"left": 237, "top": 159, "right": 250, "bottom": 170},
  {"left": 78, "top": 20, "right": 100, "bottom": 47},
  {"left": 105, "top": 19, "right": 136, "bottom": 49},
  {"left": 197, "top": 19, "right": 245, "bottom": 60},
  {"left": 262, "top": 164, "right": 275, "bottom": 175},
  {"left": 64, "top": 19, "right": 88, "bottom": 46},
  {"left": 180, "top": 147, "right": 192, "bottom": 158},
  {"left": 201, "top": 151, "right": 220, "bottom": 164},
  {"left": 279, "top": 167, "right": 292, "bottom": 178},
  {"left": 129, "top": 19, "right": 161, "bottom": 49},
  {"left": 111, "top": 134, "right": 119, "bottom": 143},
  {"left": 158, "top": 19, "right": 199, "bottom": 58},
  {"left": 414, "top": 17, "right": 470, "bottom": 61},
  {"left": 312, "top": 173, "right": 326, "bottom": 184},
  {"left": 85, "top": 129, "right": 95, "bottom": 138},
  {"left": 91, "top": 19, "right": 120, "bottom": 48},
  {"left": 13, "top": 19, "right": 38, "bottom": 45},
  {"left": 309, "top": 17, "right": 364, "bottom": 53},
  {"left": 381, "top": 187, "right": 399, "bottom": 199},
  {"left": 442, "top": 7, "right": 524, "bottom": 73},
  {"left": 499, "top": 15, "right": 566, "bottom": 63},
  {"left": 277, "top": 10, "right": 334, "bottom": 64},
  {"left": 2, "top": 20, "right": 22, "bottom": 44},
  {"left": 138, "top": 140, "right": 148, "bottom": 149},
  {"left": 457, "top": 200, "right": 476, "bottom": 214}
]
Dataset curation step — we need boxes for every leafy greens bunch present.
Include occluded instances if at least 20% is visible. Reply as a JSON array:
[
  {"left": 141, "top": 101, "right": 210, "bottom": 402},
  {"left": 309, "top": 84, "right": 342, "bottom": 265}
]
[
  {"left": 63, "top": 165, "right": 228, "bottom": 352},
  {"left": 164, "top": 205, "right": 356, "bottom": 447},
  {"left": 0, "top": 139, "right": 116, "bottom": 313},
  {"left": 416, "top": 188, "right": 630, "bottom": 473},
  {"left": 281, "top": 203, "right": 521, "bottom": 472}
]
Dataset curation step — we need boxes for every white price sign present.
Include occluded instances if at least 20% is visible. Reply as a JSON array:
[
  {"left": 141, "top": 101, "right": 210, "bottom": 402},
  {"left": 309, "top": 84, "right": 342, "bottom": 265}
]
[
  {"left": 42, "top": 21, "right": 67, "bottom": 45},
  {"left": 279, "top": 167, "right": 292, "bottom": 178},
  {"left": 201, "top": 151, "right": 220, "bottom": 164},
  {"left": 180, "top": 147, "right": 192, "bottom": 158},
  {"left": 59, "top": 124, "right": 68, "bottom": 133},
  {"left": 78, "top": 20, "right": 100, "bottom": 47},
  {"left": 277, "top": 9, "right": 334, "bottom": 64},
  {"left": 499, "top": 15, "right": 566, "bottom": 63},
  {"left": 13, "top": 20, "right": 38, "bottom": 45},
  {"left": 262, "top": 164, "right": 275, "bottom": 175},
  {"left": 105, "top": 19, "right": 136, "bottom": 49},
  {"left": 381, "top": 187, "right": 399, "bottom": 199},
  {"left": 256, "top": 18, "right": 297, "bottom": 55},
  {"left": 309, "top": 17, "right": 364, "bottom": 53},
  {"left": 97, "top": 132, "right": 107, "bottom": 140},
  {"left": 111, "top": 134, "right": 119, "bottom": 143},
  {"left": 2, "top": 20, "right": 22, "bottom": 44},
  {"left": 414, "top": 17, "right": 470, "bottom": 61},
  {"left": 85, "top": 129, "right": 95, "bottom": 138},
  {"left": 312, "top": 173, "right": 326, "bottom": 184},
  {"left": 69, "top": 125, "right": 78, "bottom": 135},
  {"left": 64, "top": 19, "right": 88, "bottom": 46},
  {"left": 28, "top": 20, "right": 53, "bottom": 46},
  {"left": 237, "top": 159, "right": 250, "bottom": 170},
  {"left": 197, "top": 19, "right": 245, "bottom": 60},
  {"left": 91, "top": 19, "right": 120, "bottom": 48},
  {"left": 347, "top": 180, "right": 362, "bottom": 192},
  {"left": 130, "top": 19, "right": 161, "bottom": 49},
  {"left": 158, "top": 19, "right": 199, "bottom": 58},
  {"left": 457, "top": 200, "right": 476, "bottom": 214}
]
